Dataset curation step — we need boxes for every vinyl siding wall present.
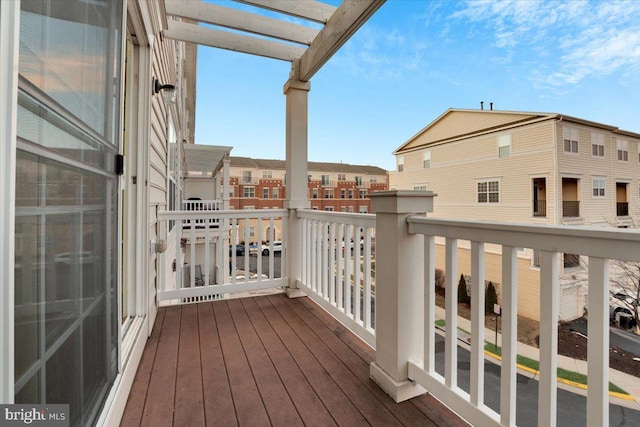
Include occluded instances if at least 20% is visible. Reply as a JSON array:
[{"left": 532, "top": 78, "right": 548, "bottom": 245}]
[{"left": 555, "top": 122, "right": 640, "bottom": 226}]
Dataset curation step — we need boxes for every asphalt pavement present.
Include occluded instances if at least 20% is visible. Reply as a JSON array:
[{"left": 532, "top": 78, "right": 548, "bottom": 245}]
[{"left": 567, "top": 316, "right": 640, "bottom": 357}]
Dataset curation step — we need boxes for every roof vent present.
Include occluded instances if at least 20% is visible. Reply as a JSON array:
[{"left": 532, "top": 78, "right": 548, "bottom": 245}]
[
  {"left": 490, "top": 102, "right": 493, "bottom": 111},
  {"left": 480, "top": 101, "right": 484, "bottom": 110}
]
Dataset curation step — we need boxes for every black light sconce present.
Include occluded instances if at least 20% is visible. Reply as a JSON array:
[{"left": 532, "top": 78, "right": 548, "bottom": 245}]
[{"left": 153, "top": 78, "right": 175, "bottom": 95}]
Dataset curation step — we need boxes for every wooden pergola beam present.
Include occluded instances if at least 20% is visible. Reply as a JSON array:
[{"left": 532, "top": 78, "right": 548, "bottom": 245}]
[
  {"left": 234, "top": 0, "right": 336, "bottom": 24},
  {"left": 165, "top": 0, "right": 320, "bottom": 46},
  {"left": 296, "top": 0, "right": 386, "bottom": 81}
]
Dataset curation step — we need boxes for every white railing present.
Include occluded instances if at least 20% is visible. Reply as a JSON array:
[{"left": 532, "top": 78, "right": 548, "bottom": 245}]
[
  {"left": 404, "top": 217, "right": 640, "bottom": 427},
  {"left": 181, "top": 199, "right": 223, "bottom": 229},
  {"left": 297, "top": 209, "right": 377, "bottom": 347},
  {"left": 157, "top": 209, "right": 287, "bottom": 303}
]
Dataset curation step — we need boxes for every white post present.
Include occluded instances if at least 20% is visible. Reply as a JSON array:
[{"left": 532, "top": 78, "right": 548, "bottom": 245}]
[
  {"left": 0, "top": 0, "right": 20, "bottom": 403},
  {"left": 221, "top": 157, "right": 230, "bottom": 281},
  {"left": 283, "top": 79, "right": 310, "bottom": 298},
  {"left": 587, "top": 257, "right": 609, "bottom": 427},
  {"left": 369, "top": 190, "right": 433, "bottom": 402}
]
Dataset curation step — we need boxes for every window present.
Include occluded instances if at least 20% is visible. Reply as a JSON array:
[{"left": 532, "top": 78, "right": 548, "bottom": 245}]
[
  {"left": 498, "top": 135, "right": 511, "bottom": 158},
  {"left": 324, "top": 189, "right": 334, "bottom": 199},
  {"left": 340, "top": 189, "right": 346, "bottom": 199},
  {"left": 397, "top": 156, "right": 404, "bottom": 172},
  {"left": 359, "top": 189, "right": 367, "bottom": 199},
  {"left": 262, "top": 188, "right": 269, "bottom": 199},
  {"left": 321, "top": 175, "right": 330, "bottom": 186},
  {"left": 338, "top": 173, "right": 346, "bottom": 181},
  {"left": 312, "top": 188, "right": 318, "bottom": 199},
  {"left": 355, "top": 176, "right": 363, "bottom": 186},
  {"left": 243, "top": 186, "right": 255, "bottom": 198},
  {"left": 564, "top": 253, "right": 580, "bottom": 269},
  {"left": 262, "top": 170, "right": 272, "bottom": 178},
  {"left": 348, "top": 189, "right": 353, "bottom": 199},
  {"left": 563, "top": 127, "right": 579, "bottom": 153},
  {"left": 422, "top": 151, "right": 431, "bottom": 168},
  {"left": 272, "top": 188, "right": 279, "bottom": 199},
  {"left": 325, "top": 206, "right": 334, "bottom": 211},
  {"left": 591, "top": 132, "right": 605, "bottom": 157},
  {"left": 249, "top": 227, "right": 255, "bottom": 238},
  {"left": 359, "top": 206, "right": 368, "bottom": 213},
  {"left": 348, "top": 206, "right": 354, "bottom": 213},
  {"left": 413, "top": 185, "right": 428, "bottom": 191},
  {"left": 340, "top": 206, "right": 346, "bottom": 212},
  {"left": 477, "top": 180, "right": 500, "bottom": 203},
  {"left": 370, "top": 176, "right": 377, "bottom": 183},
  {"left": 592, "top": 177, "right": 605, "bottom": 198},
  {"left": 532, "top": 250, "right": 540, "bottom": 268},
  {"left": 617, "top": 139, "right": 628, "bottom": 161},
  {"left": 242, "top": 170, "right": 252, "bottom": 183}
]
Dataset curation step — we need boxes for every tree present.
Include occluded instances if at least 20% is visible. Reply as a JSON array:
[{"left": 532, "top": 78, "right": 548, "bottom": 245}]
[
  {"left": 485, "top": 281, "right": 498, "bottom": 314},
  {"left": 610, "top": 261, "right": 640, "bottom": 335},
  {"left": 458, "top": 274, "right": 470, "bottom": 304}
]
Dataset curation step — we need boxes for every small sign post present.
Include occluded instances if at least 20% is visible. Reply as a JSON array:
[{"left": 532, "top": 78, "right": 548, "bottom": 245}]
[{"left": 493, "top": 304, "right": 501, "bottom": 349}]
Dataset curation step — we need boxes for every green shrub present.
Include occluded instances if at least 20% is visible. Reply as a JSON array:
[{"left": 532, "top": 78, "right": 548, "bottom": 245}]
[
  {"left": 485, "top": 281, "right": 498, "bottom": 313},
  {"left": 458, "top": 274, "right": 470, "bottom": 304}
]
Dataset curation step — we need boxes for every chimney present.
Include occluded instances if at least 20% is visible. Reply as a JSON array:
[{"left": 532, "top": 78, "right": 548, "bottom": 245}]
[
  {"left": 480, "top": 101, "right": 484, "bottom": 110},
  {"left": 490, "top": 102, "right": 493, "bottom": 111}
]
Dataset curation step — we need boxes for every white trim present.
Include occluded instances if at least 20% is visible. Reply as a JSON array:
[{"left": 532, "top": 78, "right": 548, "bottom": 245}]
[{"left": 0, "top": 0, "right": 20, "bottom": 404}]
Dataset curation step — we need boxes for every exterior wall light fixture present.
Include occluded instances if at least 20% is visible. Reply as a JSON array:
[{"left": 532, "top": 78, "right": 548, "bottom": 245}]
[{"left": 153, "top": 78, "right": 175, "bottom": 95}]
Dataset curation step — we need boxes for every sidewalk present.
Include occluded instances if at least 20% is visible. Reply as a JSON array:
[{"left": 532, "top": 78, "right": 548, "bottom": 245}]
[{"left": 434, "top": 306, "right": 640, "bottom": 409}]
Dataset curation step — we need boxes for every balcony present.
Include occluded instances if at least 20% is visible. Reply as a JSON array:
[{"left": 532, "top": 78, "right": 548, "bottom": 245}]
[
  {"left": 124, "top": 192, "right": 640, "bottom": 427},
  {"left": 617, "top": 202, "right": 629, "bottom": 217},
  {"left": 533, "top": 199, "right": 546, "bottom": 217},
  {"left": 562, "top": 200, "right": 580, "bottom": 217}
]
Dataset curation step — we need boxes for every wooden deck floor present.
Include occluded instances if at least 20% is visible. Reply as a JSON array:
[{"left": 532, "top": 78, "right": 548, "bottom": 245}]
[{"left": 120, "top": 293, "right": 467, "bottom": 426}]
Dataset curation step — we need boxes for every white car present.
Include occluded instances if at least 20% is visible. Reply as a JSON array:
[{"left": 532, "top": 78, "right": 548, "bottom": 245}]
[{"left": 250, "top": 241, "right": 282, "bottom": 255}]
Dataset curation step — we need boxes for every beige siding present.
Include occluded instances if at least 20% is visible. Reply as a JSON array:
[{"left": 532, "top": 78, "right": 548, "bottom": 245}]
[{"left": 402, "top": 110, "right": 542, "bottom": 151}]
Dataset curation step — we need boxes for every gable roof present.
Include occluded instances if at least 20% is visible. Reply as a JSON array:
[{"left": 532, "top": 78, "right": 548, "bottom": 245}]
[
  {"left": 394, "top": 109, "right": 556, "bottom": 154},
  {"left": 230, "top": 157, "right": 387, "bottom": 175}
]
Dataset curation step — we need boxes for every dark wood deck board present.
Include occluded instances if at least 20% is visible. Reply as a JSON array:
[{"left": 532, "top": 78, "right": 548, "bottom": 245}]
[
  {"left": 122, "top": 294, "right": 467, "bottom": 427},
  {"left": 197, "top": 303, "right": 237, "bottom": 426},
  {"left": 174, "top": 304, "right": 205, "bottom": 426},
  {"left": 227, "top": 299, "right": 303, "bottom": 426},
  {"left": 240, "top": 297, "right": 338, "bottom": 427}
]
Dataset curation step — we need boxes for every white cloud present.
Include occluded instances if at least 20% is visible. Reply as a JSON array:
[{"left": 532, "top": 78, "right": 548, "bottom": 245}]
[{"left": 451, "top": 0, "right": 640, "bottom": 86}]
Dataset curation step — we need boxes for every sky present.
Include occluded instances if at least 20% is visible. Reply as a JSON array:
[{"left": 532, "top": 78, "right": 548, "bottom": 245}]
[{"left": 195, "top": 0, "right": 640, "bottom": 171}]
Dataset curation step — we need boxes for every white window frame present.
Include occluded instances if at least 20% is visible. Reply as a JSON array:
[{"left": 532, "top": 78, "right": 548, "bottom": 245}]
[
  {"left": 498, "top": 134, "right": 511, "bottom": 158},
  {"left": 617, "top": 139, "right": 628, "bottom": 162},
  {"left": 359, "top": 206, "right": 368, "bottom": 213},
  {"left": 340, "top": 188, "right": 346, "bottom": 199},
  {"left": 413, "top": 184, "right": 428, "bottom": 191},
  {"left": 370, "top": 176, "right": 377, "bottom": 183},
  {"left": 325, "top": 206, "right": 334, "bottom": 211},
  {"left": 592, "top": 177, "right": 606, "bottom": 198},
  {"left": 243, "top": 186, "right": 255, "bottom": 198},
  {"left": 348, "top": 206, "right": 354, "bottom": 213},
  {"left": 477, "top": 179, "right": 500, "bottom": 204},
  {"left": 397, "top": 155, "right": 404, "bottom": 172},
  {"left": 262, "top": 170, "right": 272, "bottom": 178},
  {"left": 0, "top": 0, "right": 20, "bottom": 402},
  {"left": 272, "top": 188, "right": 279, "bottom": 199},
  {"left": 312, "top": 188, "right": 318, "bottom": 199},
  {"left": 423, "top": 151, "right": 431, "bottom": 168},
  {"left": 355, "top": 176, "right": 363, "bottom": 186},
  {"left": 324, "top": 189, "right": 334, "bottom": 199},
  {"left": 591, "top": 132, "right": 605, "bottom": 157},
  {"left": 249, "top": 227, "right": 255, "bottom": 238},
  {"left": 340, "top": 206, "right": 346, "bottom": 212},
  {"left": 563, "top": 126, "right": 579, "bottom": 153},
  {"left": 321, "top": 175, "right": 330, "bottom": 186},
  {"left": 262, "top": 188, "right": 269, "bottom": 199},
  {"left": 359, "top": 189, "right": 367, "bottom": 199},
  {"left": 337, "top": 173, "right": 345, "bottom": 181}
]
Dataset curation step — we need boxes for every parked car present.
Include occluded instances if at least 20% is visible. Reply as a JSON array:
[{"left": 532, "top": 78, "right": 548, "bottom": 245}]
[
  {"left": 229, "top": 244, "right": 245, "bottom": 256},
  {"left": 259, "top": 241, "right": 282, "bottom": 256}
]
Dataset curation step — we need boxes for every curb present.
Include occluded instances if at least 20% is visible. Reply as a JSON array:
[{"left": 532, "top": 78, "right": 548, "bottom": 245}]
[{"left": 483, "top": 350, "right": 634, "bottom": 401}]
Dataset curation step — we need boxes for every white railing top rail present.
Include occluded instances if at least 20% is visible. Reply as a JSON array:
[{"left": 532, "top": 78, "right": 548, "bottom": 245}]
[
  {"left": 159, "top": 208, "right": 287, "bottom": 221},
  {"left": 407, "top": 217, "right": 640, "bottom": 262},
  {"left": 297, "top": 209, "right": 376, "bottom": 228}
]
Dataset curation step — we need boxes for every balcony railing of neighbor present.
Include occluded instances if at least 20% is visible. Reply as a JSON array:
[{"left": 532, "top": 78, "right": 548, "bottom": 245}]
[
  {"left": 532, "top": 199, "right": 546, "bottom": 217},
  {"left": 296, "top": 209, "right": 377, "bottom": 347},
  {"left": 617, "top": 202, "right": 629, "bottom": 217},
  {"left": 157, "top": 209, "right": 287, "bottom": 303},
  {"left": 181, "top": 199, "right": 223, "bottom": 228},
  {"left": 562, "top": 200, "right": 580, "bottom": 217},
  {"left": 401, "top": 214, "right": 640, "bottom": 426}
]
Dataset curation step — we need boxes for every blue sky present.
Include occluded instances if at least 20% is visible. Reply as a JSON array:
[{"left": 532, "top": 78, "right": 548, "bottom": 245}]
[{"left": 195, "top": 0, "right": 640, "bottom": 171}]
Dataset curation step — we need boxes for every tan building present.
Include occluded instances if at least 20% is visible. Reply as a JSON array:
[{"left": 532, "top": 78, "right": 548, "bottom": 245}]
[{"left": 390, "top": 108, "right": 640, "bottom": 320}]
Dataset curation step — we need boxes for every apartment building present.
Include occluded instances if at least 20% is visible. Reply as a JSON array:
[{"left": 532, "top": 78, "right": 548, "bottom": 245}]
[{"left": 390, "top": 108, "right": 640, "bottom": 320}]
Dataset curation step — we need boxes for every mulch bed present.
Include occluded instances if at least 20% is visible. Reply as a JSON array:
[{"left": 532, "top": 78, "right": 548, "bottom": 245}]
[{"left": 557, "top": 323, "right": 640, "bottom": 378}]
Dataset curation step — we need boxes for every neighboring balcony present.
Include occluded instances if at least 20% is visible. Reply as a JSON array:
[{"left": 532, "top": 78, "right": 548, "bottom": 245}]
[
  {"left": 562, "top": 200, "right": 580, "bottom": 217},
  {"left": 124, "top": 192, "right": 640, "bottom": 427},
  {"left": 617, "top": 201, "right": 629, "bottom": 217},
  {"left": 533, "top": 199, "right": 546, "bottom": 217}
]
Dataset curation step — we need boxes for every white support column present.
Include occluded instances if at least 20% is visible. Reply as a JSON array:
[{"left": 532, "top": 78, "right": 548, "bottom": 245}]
[
  {"left": 369, "top": 190, "right": 433, "bottom": 403},
  {"left": 538, "top": 250, "right": 559, "bottom": 427},
  {"left": 500, "top": 246, "right": 518, "bottom": 427},
  {"left": 221, "top": 157, "right": 230, "bottom": 281},
  {"left": 587, "top": 257, "right": 609, "bottom": 427},
  {"left": 222, "top": 157, "right": 230, "bottom": 210},
  {"left": 283, "top": 78, "right": 310, "bottom": 298},
  {"left": 0, "top": 0, "right": 20, "bottom": 403}
]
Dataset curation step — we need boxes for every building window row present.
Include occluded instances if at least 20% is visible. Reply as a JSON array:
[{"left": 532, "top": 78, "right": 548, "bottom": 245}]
[
  {"left": 563, "top": 126, "right": 579, "bottom": 153},
  {"left": 617, "top": 139, "right": 629, "bottom": 161},
  {"left": 591, "top": 132, "right": 605, "bottom": 157}
]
